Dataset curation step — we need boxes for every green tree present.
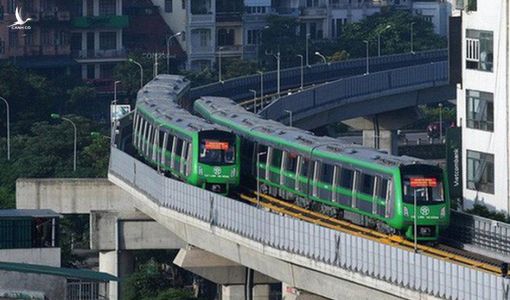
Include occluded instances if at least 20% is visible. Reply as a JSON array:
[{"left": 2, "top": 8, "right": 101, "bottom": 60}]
[{"left": 222, "top": 58, "right": 259, "bottom": 80}]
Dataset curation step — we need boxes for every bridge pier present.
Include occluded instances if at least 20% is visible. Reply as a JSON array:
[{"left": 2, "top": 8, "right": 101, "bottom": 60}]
[
  {"left": 174, "top": 247, "right": 278, "bottom": 300},
  {"left": 99, "top": 250, "right": 134, "bottom": 300},
  {"left": 342, "top": 108, "right": 420, "bottom": 155}
]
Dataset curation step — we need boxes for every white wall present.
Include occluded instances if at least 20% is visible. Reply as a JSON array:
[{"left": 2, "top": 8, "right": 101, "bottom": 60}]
[
  {"left": 151, "top": 0, "right": 188, "bottom": 50},
  {"left": 0, "top": 248, "right": 61, "bottom": 267},
  {"left": 458, "top": 1, "right": 509, "bottom": 212}
]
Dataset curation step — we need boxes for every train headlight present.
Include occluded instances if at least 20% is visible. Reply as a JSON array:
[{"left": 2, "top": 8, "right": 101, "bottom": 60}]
[
  {"left": 440, "top": 207, "right": 446, "bottom": 218},
  {"left": 403, "top": 207, "right": 409, "bottom": 217},
  {"left": 230, "top": 168, "right": 236, "bottom": 177}
]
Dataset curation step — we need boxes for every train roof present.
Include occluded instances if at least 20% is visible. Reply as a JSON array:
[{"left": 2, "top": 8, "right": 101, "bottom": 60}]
[
  {"left": 136, "top": 75, "right": 227, "bottom": 134},
  {"left": 195, "top": 96, "right": 428, "bottom": 169}
]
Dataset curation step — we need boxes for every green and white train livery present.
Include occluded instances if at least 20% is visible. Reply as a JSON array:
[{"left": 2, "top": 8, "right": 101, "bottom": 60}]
[
  {"left": 194, "top": 97, "right": 450, "bottom": 241},
  {"left": 133, "top": 75, "right": 240, "bottom": 194}
]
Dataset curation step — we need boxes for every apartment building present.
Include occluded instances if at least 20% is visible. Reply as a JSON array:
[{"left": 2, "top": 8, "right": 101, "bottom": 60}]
[
  {"left": 69, "top": 0, "right": 128, "bottom": 82},
  {"left": 0, "top": 0, "right": 76, "bottom": 74},
  {"left": 454, "top": 0, "right": 507, "bottom": 213}
]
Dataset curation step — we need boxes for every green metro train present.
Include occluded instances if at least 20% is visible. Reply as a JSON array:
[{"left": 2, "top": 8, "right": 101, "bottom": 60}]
[
  {"left": 133, "top": 75, "right": 240, "bottom": 194},
  {"left": 133, "top": 75, "right": 450, "bottom": 241},
  {"left": 194, "top": 97, "right": 450, "bottom": 241}
]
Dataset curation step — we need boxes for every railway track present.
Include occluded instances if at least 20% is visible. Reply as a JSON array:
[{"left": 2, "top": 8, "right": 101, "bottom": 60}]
[{"left": 237, "top": 189, "right": 508, "bottom": 276}]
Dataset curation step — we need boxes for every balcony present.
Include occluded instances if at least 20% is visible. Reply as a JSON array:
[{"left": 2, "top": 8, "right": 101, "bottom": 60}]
[
  {"left": 33, "top": 10, "right": 72, "bottom": 22},
  {"left": 218, "top": 45, "right": 243, "bottom": 56},
  {"left": 72, "top": 15, "right": 129, "bottom": 29},
  {"left": 216, "top": 12, "right": 242, "bottom": 23},
  {"left": 189, "top": 13, "right": 214, "bottom": 24},
  {"left": 300, "top": 7, "right": 327, "bottom": 19},
  {"left": 74, "top": 48, "right": 127, "bottom": 60}
]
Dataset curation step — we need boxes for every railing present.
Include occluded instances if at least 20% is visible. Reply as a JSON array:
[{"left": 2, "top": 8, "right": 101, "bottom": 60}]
[
  {"left": 189, "top": 13, "right": 214, "bottom": 23},
  {"left": 109, "top": 147, "right": 510, "bottom": 300},
  {"left": 188, "top": 49, "right": 448, "bottom": 103},
  {"left": 75, "top": 49, "right": 127, "bottom": 60},
  {"left": 259, "top": 61, "right": 448, "bottom": 122},
  {"left": 67, "top": 281, "right": 108, "bottom": 300}
]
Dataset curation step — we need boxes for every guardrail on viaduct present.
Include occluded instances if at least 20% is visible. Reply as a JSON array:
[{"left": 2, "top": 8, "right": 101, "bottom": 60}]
[
  {"left": 259, "top": 61, "right": 449, "bottom": 125},
  {"left": 109, "top": 147, "right": 509, "bottom": 300},
  {"left": 188, "top": 49, "right": 448, "bottom": 102}
]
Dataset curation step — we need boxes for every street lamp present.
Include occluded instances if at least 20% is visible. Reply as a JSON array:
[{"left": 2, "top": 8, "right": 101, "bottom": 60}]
[
  {"left": 218, "top": 46, "right": 224, "bottom": 83},
  {"left": 377, "top": 25, "right": 391, "bottom": 57},
  {"left": 0, "top": 96, "right": 10, "bottom": 161},
  {"left": 305, "top": 33, "right": 310, "bottom": 66},
  {"left": 249, "top": 89, "right": 257, "bottom": 113},
  {"left": 257, "top": 71, "right": 264, "bottom": 109},
  {"left": 439, "top": 103, "right": 444, "bottom": 142},
  {"left": 113, "top": 80, "right": 121, "bottom": 104},
  {"left": 364, "top": 40, "right": 369, "bottom": 75},
  {"left": 266, "top": 50, "right": 281, "bottom": 97},
  {"left": 410, "top": 22, "right": 416, "bottom": 54},
  {"left": 296, "top": 54, "right": 304, "bottom": 90},
  {"left": 256, "top": 151, "right": 267, "bottom": 208},
  {"left": 51, "top": 114, "right": 77, "bottom": 172},
  {"left": 166, "top": 31, "right": 183, "bottom": 73},
  {"left": 128, "top": 58, "right": 144, "bottom": 89},
  {"left": 285, "top": 110, "right": 293, "bottom": 127},
  {"left": 314, "top": 51, "right": 327, "bottom": 65},
  {"left": 256, "top": 26, "right": 270, "bottom": 67}
]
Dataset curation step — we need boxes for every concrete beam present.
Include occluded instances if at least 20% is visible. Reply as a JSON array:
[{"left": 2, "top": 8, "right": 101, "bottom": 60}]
[
  {"left": 174, "top": 247, "right": 278, "bottom": 285},
  {"left": 294, "top": 84, "right": 455, "bottom": 130},
  {"left": 16, "top": 179, "right": 133, "bottom": 214},
  {"left": 111, "top": 173, "right": 438, "bottom": 300},
  {"left": 90, "top": 211, "right": 186, "bottom": 251},
  {"left": 341, "top": 108, "right": 421, "bottom": 130}
]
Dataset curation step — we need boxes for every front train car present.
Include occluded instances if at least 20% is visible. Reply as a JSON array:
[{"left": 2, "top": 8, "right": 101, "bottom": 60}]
[
  {"left": 395, "top": 163, "right": 450, "bottom": 241},
  {"left": 133, "top": 75, "right": 240, "bottom": 194}
]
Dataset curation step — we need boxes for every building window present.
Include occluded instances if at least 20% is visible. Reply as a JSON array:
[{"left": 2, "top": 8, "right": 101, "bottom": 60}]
[
  {"left": 199, "top": 29, "right": 210, "bottom": 47},
  {"left": 0, "top": 5, "right": 4, "bottom": 21},
  {"left": 165, "top": 0, "right": 173, "bottom": 13},
  {"left": 7, "top": 0, "right": 15, "bottom": 13},
  {"left": 466, "top": 90, "right": 493, "bottom": 132},
  {"left": 306, "top": 0, "right": 319, "bottom": 7},
  {"left": 99, "top": 0, "right": 116, "bottom": 16},
  {"left": 247, "top": 29, "right": 260, "bottom": 45},
  {"left": 99, "top": 32, "right": 117, "bottom": 50},
  {"left": 466, "top": 30, "right": 493, "bottom": 72},
  {"left": 467, "top": 150, "right": 494, "bottom": 194},
  {"left": 9, "top": 31, "right": 18, "bottom": 48},
  {"left": 182, "top": 0, "right": 186, "bottom": 9},
  {"left": 0, "top": 39, "right": 5, "bottom": 54},
  {"left": 100, "top": 63, "right": 115, "bottom": 79},
  {"left": 217, "top": 28, "right": 234, "bottom": 46},
  {"left": 467, "top": 0, "right": 476, "bottom": 11}
]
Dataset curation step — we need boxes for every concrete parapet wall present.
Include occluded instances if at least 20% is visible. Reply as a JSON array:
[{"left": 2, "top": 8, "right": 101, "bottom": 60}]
[
  {"left": 16, "top": 178, "right": 134, "bottom": 214},
  {"left": 0, "top": 248, "right": 60, "bottom": 267}
]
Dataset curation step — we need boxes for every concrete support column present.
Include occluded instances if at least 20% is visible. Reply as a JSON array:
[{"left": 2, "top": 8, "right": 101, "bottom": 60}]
[
  {"left": 221, "top": 285, "right": 245, "bottom": 300},
  {"left": 362, "top": 129, "right": 398, "bottom": 155},
  {"left": 253, "top": 284, "right": 272, "bottom": 299},
  {"left": 99, "top": 250, "right": 134, "bottom": 300}
]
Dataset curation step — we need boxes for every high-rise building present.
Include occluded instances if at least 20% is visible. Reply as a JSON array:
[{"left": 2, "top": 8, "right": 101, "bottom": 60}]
[{"left": 454, "top": 0, "right": 506, "bottom": 213}]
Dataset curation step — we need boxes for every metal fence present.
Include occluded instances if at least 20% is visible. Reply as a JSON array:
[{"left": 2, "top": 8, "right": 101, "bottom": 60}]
[
  {"left": 67, "top": 281, "right": 108, "bottom": 300},
  {"left": 109, "top": 147, "right": 510, "bottom": 300},
  {"left": 447, "top": 211, "right": 510, "bottom": 256},
  {"left": 259, "top": 61, "right": 449, "bottom": 123},
  {"left": 188, "top": 49, "right": 448, "bottom": 102}
]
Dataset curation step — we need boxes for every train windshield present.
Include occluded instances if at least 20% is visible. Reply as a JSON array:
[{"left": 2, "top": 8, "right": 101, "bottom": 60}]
[
  {"left": 198, "top": 130, "right": 236, "bottom": 165},
  {"left": 401, "top": 165, "right": 445, "bottom": 205}
]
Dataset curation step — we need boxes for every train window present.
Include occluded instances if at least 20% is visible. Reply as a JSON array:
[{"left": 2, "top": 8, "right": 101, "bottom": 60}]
[
  {"left": 377, "top": 178, "right": 389, "bottom": 200},
  {"left": 161, "top": 133, "right": 168, "bottom": 165},
  {"left": 166, "top": 135, "right": 174, "bottom": 153},
  {"left": 159, "top": 131, "right": 165, "bottom": 149},
  {"left": 285, "top": 152, "right": 298, "bottom": 173},
  {"left": 146, "top": 125, "right": 153, "bottom": 155},
  {"left": 199, "top": 138, "right": 236, "bottom": 165},
  {"left": 271, "top": 149, "right": 282, "bottom": 168},
  {"left": 186, "top": 143, "right": 193, "bottom": 176},
  {"left": 257, "top": 145, "right": 268, "bottom": 164},
  {"left": 339, "top": 168, "right": 354, "bottom": 189},
  {"left": 141, "top": 120, "right": 148, "bottom": 149},
  {"left": 300, "top": 157, "right": 310, "bottom": 177},
  {"left": 175, "top": 139, "right": 183, "bottom": 157},
  {"left": 170, "top": 137, "right": 178, "bottom": 169},
  {"left": 359, "top": 174, "right": 375, "bottom": 195},
  {"left": 152, "top": 128, "right": 159, "bottom": 161},
  {"left": 320, "top": 164, "right": 334, "bottom": 184},
  {"left": 180, "top": 141, "right": 188, "bottom": 174}
]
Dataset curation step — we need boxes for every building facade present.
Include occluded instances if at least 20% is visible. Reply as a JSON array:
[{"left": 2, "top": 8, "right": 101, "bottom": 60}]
[{"left": 455, "top": 0, "right": 507, "bottom": 213}]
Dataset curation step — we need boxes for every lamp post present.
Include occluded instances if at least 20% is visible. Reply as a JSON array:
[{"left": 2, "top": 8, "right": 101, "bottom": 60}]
[
  {"left": 364, "top": 40, "right": 369, "bottom": 75},
  {"left": 166, "top": 31, "right": 183, "bottom": 73},
  {"left": 0, "top": 96, "right": 10, "bottom": 161},
  {"left": 218, "top": 46, "right": 225, "bottom": 83},
  {"left": 51, "top": 114, "right": 77, "bottom": 172},
  {"left": 128, "top": 58, "right": 144, "bottom": 89},
  {"left": 268, "top": 51, "right": 281, "bottom": 97},
  {"left": 305, "top": 33, "right": 310, "bottom": 66},
  {"left": 256, "top": 26, "right": 270, "bottom": 67},
  {"left": 296, "top": 54, "right": 304, "bottom": 90},
  {"left": 249, "top": 89, "right": 257, "bottom": 113},
  {"left": 257, "top": 71, "right": 264, "bottom": 109},
  {"left": 256, "top": 151, "right": 267, "bottom": 208},
  {"left": 410, "top": 22, "right": 416, "bottom": 54},
  {"left": 439, "top": 103, "right": 444, "bottom": 142},
  {"left": 314, "top": 51, "right": 327, "bottom": 65},
  {"left": 377, "top": 25, "right": 391, "bottom": 57},
  {"left": 113, "top": 80, "right": 121, "bottom": 104},
  {"left": 285, "top": 110, "right": 293, "bottom": 127}
]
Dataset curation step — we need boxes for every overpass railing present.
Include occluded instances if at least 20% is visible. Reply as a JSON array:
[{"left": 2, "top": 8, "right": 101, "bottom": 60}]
[
  {"left": 260, "top": 61, "right": 449, "bottom": 123},
  {"left": 188, "top": 49, "right": 447, "bottom": 102},
  {"left": 109, "top": 147, "right": 509, "bottom": 300}
]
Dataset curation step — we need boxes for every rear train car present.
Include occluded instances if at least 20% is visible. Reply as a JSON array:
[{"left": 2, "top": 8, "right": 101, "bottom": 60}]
[
  {"left": 194, "top": 97, "right": 450, "bottom": 241},
  {"left": 133, "top": 75, "right": 240, "bottom": 194}
]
